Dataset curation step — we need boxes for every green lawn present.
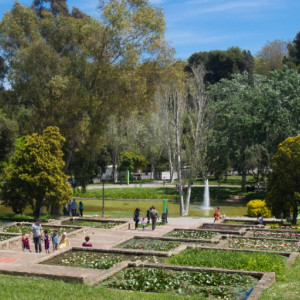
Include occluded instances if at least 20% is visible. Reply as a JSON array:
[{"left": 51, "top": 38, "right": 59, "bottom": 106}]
[
  {"left": 193, "top": 175, "right": 257, "bottom": 186},
  {"left": 0, "top": 274, "right": 201, "bottom": 300},
  {"left": 0, "top": 256, "right": 299, "bottom": 299}
]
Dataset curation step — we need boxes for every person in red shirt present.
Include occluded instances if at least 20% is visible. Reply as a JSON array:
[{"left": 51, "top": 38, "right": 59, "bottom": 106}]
[
  {"left": 22, "top": 233, "right": 31, "bottom": 252},
  {"left": 214, "top": 207, "right": 220, "bottom": 223},
  {"left": 82, "top": 236, "right": 92, "bottom": 247}
]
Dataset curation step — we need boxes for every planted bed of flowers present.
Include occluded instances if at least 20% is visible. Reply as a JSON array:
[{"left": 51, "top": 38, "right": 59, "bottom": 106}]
[
  {"left": 201, "top": 224, "right": 243, "bottom": 231},
  {"left": 62, "top": 220, "right": 121, "bottom": 229},
  {"left": 254, "top": 231, "right": 299, "bottom": 239},
  {"left": 3, "top": 224, "right": 77, "bottom": 235},
  {"left": 269, "top": 224, "right": 299, "bottom": 231},
  {"left": 102, "top": 267, "right": 258, "bottom": 298},
  {"left": 166, "top": 229, "right": 216, "bottom": 239},
  {"left": 43, "top": 251, "right": 164, "bottom": 269},
  {"left": 116, "top": 238, "right": 182, "bottom": 252},
  {"left": 0, "top": 234, "right": 12, "bottom": 242},
  {"left": 229, "top": 238, "right": 300, "bottom": 252}
]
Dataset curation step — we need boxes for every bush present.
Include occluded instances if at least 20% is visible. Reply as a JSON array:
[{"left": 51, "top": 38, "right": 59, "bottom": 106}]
[{"left": 247, "top": 199, "right": 272, "bottom": 217}]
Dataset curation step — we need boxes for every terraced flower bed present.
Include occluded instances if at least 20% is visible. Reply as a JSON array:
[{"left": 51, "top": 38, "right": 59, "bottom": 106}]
[
  {"left": 254, "top": 230, "right": 299, "bottom": 239},
  {"left": 268, "top": 224, "right": 299, "bottom": 231},
  {"left": 43, "top": 251, "right": 165, "bottom": 269},
  {"left": 167, "top": 249, "right": 286, "bottom": 278},
  {"left": 201, "top": 223, "right": 245, "bottom": 231},
  {"left": 62, "top": 219, "right": 121, "bottom": 229},
  {"left": 102, "top": 267, "right": 258, "bottom": 298},
  {"left": 3, "top": 224, "right": 77, "bottom": 235},
  {"left": 116, "top": 238, "right": 182, "bottom": 252},
  {"left": 0, "top": 235, "right": 13, "bottom": 242},
  {"left": 166, "top": 229, "right": 217, "bottom": 239},
  {"left": 228, "top": 238, "right": 300, "bottom": 252}
]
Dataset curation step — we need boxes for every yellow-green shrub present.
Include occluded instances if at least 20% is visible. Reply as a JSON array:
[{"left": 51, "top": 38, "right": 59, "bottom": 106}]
[{"left": 247, "top": 200, "right": 272, "bottom": 217}]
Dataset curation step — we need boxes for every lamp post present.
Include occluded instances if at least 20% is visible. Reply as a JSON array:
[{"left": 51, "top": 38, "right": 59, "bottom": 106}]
[{"left": 102, "top": 180, "right": 105, "bottom": 218}]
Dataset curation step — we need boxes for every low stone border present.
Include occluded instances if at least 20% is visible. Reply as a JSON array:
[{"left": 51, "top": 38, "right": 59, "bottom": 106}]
[
  {"left": 201, "top": 222, "right": 254, "bottom": 230},
  {"left": 168, "top": 227, "right": 245, "bottom": 236},
  {"left": 224, "top": 234, "right": 299, "bottom": 243},
  {"left": 223, "top": 217, "right": 284, "bottom": 225},
  {"left": 0, "top": 233, "right": 22, "bottom": 250}
]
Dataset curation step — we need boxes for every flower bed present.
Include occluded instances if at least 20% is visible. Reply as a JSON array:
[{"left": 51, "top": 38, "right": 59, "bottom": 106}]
[
  {"left": 137, "top": 222, "right": 165, "bottom": 229},
  {"left": 201, "top": 224, "right": 245, "bottom": 231},
  {"left": 43, "top": 251, "right": 164, "bottom": 269},
  {"left": 3, "top": 224, "right": 77, "bottom": 235},
  {"left": 268, "top": 224, "right": 299, "bottom": 231},
  {"left": 254, "top": 231, "right": 299, "bottom": 239},
  {"left": 166, "top": 230, "right": 216, "bottom": 239},
  {"left": 228, "top": 238, "right": 300, "bottom": 252},
  {"left": 116, "top": 238, "right": 182, "bottom": 252},
  {"left": 0, "top": 235, "right": 12, "bottom": 242},
  {"left": 62, "top": 220, "right": 121, "bottom": 229},
  {"left": 167, "top": 249, "right": 286, "bottom": 279},
  {"left": 102, "top": 267, "right": 258, "bottom": 298}
]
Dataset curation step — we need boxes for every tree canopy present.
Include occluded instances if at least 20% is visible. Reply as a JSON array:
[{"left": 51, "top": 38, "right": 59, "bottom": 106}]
[
  {"left": 2, "top": 126, "right": 72, "bottom": 217},
  {"left": 267, "top": 135, "right": 300, "bottom": 224}
]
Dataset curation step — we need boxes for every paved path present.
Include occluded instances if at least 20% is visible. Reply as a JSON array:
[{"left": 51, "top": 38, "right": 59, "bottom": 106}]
[{"left": 86, "top": 183, "right": 241, "bottom": 190}]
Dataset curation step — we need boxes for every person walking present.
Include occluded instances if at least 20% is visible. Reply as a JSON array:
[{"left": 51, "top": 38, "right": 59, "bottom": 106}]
[
  {"left": 72, "top": 199, "right": 77, "bottom": 216},
  {"left": 68, "top": 200, "right": 72, "bottom": 216},
  {"left": 133, "top": 208, "right": 140, "bottom": 230},
  {"left": 150, "top": 206, "right": 159, "bottom": 231},
  {"left": 214, "top": 207, "right": 220, "bottom": 223},
  {"left": 79, "top": 201, "right": 84, "bottom": 217},
  {"left": 31, "top": 218, "right": 42, "bottom": 253},
  {"left": 146, "top": 208, "right": 151, "bottom": 224}
]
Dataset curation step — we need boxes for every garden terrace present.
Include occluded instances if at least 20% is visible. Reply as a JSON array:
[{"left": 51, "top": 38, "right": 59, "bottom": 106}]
[
  {"left": 101, "top": 263, "right": 274, "bottom": 299},
  {"left": 195, "top": 227, "right": 245, "bottom": 235},
  {"left": 253, "top": 230, "right": 300, "bottom": 240},
  {"left": 41, "top": 248, "right": 166, "bottom": 270},
  {"left": 2, "top": 222, "right": 84, "bottom": 237},
  {"left": 0, "top": 233, "right": 22, "bottom": 250},
  {"left": 165, "top": 229, "right": 220, "bottom": 240},
  {"left": 267, "top": 224, "right": 300, "bottom": 231},
  {"left": 200, "top": 223, "right": 252, "bottom": 231},
  {"left": 227, "top": 237, "right": 300, "bottom": 252},
  {"left": 61, "top": 218, "right": 128, "bottom": 230}
]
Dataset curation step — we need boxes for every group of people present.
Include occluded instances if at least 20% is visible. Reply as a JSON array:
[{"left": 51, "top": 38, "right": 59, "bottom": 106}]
[
  {"left": 22, "top": 219, "right": 70, "bottom": 253},
  {"left": 22, "top": 219, "right": 94, "bottom": 253},
  {"left": 63, "top": 199, "right": 84, "bottom": 217},
  {"left": 133, "top": 206, "right": 162, "bottom": 231}
]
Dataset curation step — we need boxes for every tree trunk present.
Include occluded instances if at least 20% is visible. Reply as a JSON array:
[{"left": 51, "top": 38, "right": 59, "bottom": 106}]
[
  {"left": 167, "top": 143, "right": 174, "bottom": 182},
  {"left": 51, "top": 204, "right": 60, "bottom": 216},
  {"left": 112, "top": 162, "right": 118, "bottom": 183},
  {"left": 150, "top": 162, "right": 155, "bottom": 179},
  {"left": 184, "top": 180, "right": 192, "bottom": 216},
  {"left": 177, "top": 152, "right": 185, "bottom": 215},
  {"left": 241, "top": 171, "right": 247, "bottom": 192},
  {"left": 292, "top": 205, "right": 298, "bottom": 225}
]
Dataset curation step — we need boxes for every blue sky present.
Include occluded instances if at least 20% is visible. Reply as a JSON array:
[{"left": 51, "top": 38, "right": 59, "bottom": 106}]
[{"left": 0, "top": 0, "right": 299, "bottom": 59}]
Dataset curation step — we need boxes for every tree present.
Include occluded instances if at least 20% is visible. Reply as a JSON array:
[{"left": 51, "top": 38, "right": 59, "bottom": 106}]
[
  {"left": 267, "top": 135, "right": 300, "bottom": 224},
  {"left": 119, "top": 151, "right": 147, "bottom": 173},
  {"left": 285, "top": 31, "right": 300, "bottom": 69},
  {"left": 187, "top": 47, "right": 254, "bottom": 84},
  {"left": 2, "top": 126, "right": 72, "bottom": 217},
  {"left": 0, "top": 112, "right": 18, "bottom": 166},
  {"left": 255, "top": 39, "right": 288, "bottom": 76}
]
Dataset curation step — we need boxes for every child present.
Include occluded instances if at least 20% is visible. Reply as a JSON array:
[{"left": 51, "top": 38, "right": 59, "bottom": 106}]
[
  {"left": 141, "top": 217, "right": 146, "bottom": 231},
  {"left": 51, "top": 229, "right": 59, "bottom": 251},
  {"left": 44, "top": 230, "right": 50, "bottom": 253},
  {"left": 22, "top": 233, "right": 31, "bottom": 252},
  {"left": 58, "top": 232, "right": 70, "bottom": 249},
  {"left": 214, "top": 207, "right": 220, "bottom": 223},
  {"left": 82, "top": 236, "right": 92, "bottom": 247}
]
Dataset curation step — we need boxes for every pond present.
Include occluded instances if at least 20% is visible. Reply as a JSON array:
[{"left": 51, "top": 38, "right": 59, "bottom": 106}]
[
  {"left": 116, "top": 238, "right": 182, "bottom": 252},
  {"left": 61, "top": 219, "right": 123, "bottom": 229},
  {"left": 102, "top": 267, "right": 258, "bottom": 298},
  {"left": 3, "top": 224, "right": 78, "bottom": 235},
  {"left": 166, "top": 230, "right": 217, "bottom": 239},
  {"left": 42, "top": 251, "right": 165, "bottom": 269},
  {"left": 228, "top": 238, "right": 300, "bottom": 252}
]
